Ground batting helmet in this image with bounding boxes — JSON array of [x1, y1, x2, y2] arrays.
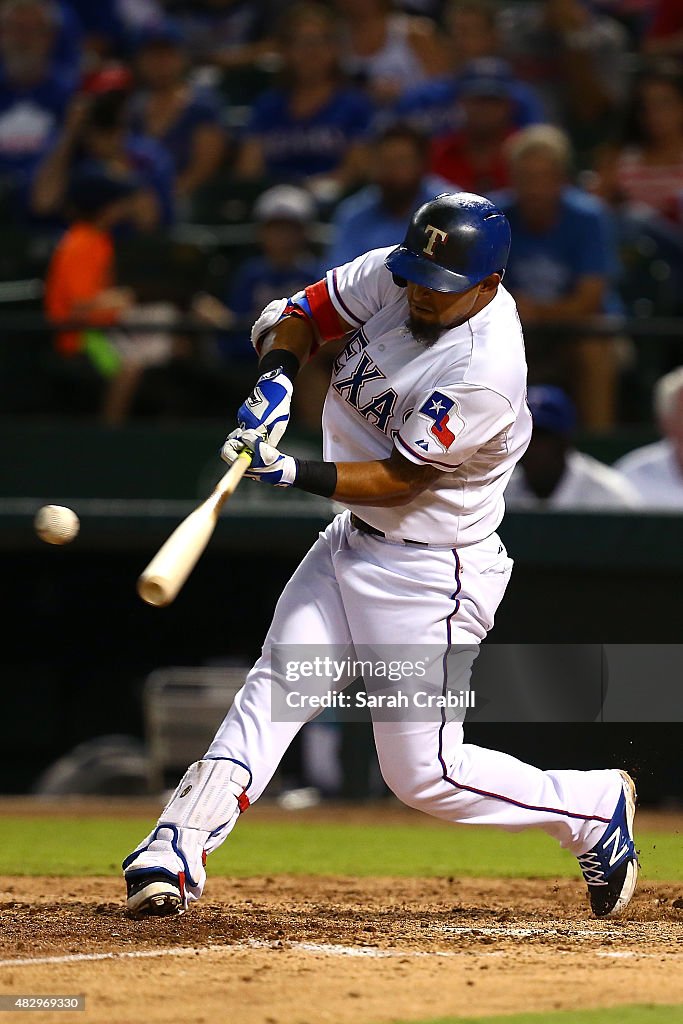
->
[[385, 192, 511, 294]]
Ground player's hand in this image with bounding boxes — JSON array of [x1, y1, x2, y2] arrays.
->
[[236, 368, 293, 447], [221, 429, 297, 488]]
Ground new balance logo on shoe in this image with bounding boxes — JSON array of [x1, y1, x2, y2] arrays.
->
[[602, 825, 629, 867]]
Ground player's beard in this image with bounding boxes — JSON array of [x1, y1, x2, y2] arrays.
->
[[406, 309, 475, 346], [405, 314, 444, 348]]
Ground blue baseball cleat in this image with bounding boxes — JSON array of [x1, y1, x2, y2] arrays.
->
[[577, 771, 638, 918]]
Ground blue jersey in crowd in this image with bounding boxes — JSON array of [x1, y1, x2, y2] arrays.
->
[[328, 176, 450, 267], [244, 87, 373, 180], [223, 254, 321, 357], [496, 187, 623, 314], [129, 87, 225, 176], [395, 74, 545, 138], [0, 68, 76, 190]]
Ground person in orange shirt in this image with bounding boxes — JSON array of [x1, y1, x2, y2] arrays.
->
[[45, 164, 137, 374], [45, 165, 179, 421]]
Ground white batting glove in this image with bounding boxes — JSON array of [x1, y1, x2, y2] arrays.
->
[[221, 428, 297, 487]]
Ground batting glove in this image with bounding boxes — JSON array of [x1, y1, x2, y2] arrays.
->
[[236, 368, 292, 447], [221, 428, 297, 487]]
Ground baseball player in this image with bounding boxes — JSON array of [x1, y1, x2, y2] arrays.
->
[[123, 193, 638, 920]]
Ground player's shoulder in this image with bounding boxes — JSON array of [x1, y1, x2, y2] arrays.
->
[[614, 440, 669, 476], [448, 287, 526, 400], [333, 245, 397, 278], [466, 285, 522, 339]]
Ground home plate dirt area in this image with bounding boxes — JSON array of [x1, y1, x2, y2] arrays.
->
[[1, 873, 682, 1024]]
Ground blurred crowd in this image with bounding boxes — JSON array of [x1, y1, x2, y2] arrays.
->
[[0, 0, 682, 505]]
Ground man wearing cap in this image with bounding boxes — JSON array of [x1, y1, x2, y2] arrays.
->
[[505, 385, 639, 510], [428, 59, 519, 195], [226, 185, 321, 346], [123, 191, 639, 923]]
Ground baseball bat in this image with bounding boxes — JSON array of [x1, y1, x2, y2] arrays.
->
[[137, 450, 252, 607]]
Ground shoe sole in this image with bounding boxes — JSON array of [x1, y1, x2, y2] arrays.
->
[[126, 880, 184, 918], [603, 770, 639, 918]]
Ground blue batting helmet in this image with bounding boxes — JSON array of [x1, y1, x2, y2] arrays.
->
[[385, 192, 511, 294]]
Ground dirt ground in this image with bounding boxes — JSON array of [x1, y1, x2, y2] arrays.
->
[[0, 803, 682, 1024]]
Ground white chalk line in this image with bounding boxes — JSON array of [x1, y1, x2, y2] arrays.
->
[[0, 936, 680, 969], [0, 942, 441, 968]]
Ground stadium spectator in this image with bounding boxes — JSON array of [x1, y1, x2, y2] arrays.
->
[[328, 123, 449, 266], [395, 5, 546, 138], [168, 0, 277, 70], [45, 166, 136, 358], [235, 3, 373, 198], [67, 0, 163, 61], [614, 367, 683, 508], [592, 61, 683, 225], [224, 184, 320, 353], [334, 0, 448, 106], [505, 386, 640, 509], [497, 125, 623, 430], [0, 0, 77, 206], [31, 86, 175, 229], [129, 21, 228, 203], [499, 0, 628, 150], [428, 61, 517, 194], [643, 0, 683, 57], [222, 184, 328, 430], [44, 165, 180, 422]]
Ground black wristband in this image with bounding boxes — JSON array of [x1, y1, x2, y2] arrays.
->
[[292, 459, 338, 499], [258, 348, 300, 384]]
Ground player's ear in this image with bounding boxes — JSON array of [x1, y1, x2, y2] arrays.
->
[[480, 273, 501, 294]]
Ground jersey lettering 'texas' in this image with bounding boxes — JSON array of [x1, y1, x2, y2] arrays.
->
[[332, 332, 398, 435]]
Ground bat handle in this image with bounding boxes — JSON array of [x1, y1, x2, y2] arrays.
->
[[213, 448, 253, 513]]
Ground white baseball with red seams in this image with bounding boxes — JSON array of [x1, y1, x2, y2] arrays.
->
[[124, 246, 623, 907]]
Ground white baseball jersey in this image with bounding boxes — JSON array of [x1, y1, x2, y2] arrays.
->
[[614, 439, 683, 510], [505, 450, 641, 510], [317, 247, 533, 546]]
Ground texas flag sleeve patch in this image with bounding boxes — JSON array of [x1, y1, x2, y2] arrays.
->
[[417, 391, 459, 451]]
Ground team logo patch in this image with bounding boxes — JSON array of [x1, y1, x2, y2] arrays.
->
[[418, 391, 460, 451]]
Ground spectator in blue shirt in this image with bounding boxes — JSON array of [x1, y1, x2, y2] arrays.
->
[[394, 0, 546, 138], [32, 86, 175, 230], [496, 124, 624, 430], [0, 0, 77, 206], [224, 184, 321, 356], [328, 122, 450, 267], [67, 0, 163, 61], [169, 0, 277, 71], [236, 2, 373, 199], [129, 21, 228, 203]]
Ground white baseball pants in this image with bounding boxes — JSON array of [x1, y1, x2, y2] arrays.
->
[[206, 510, 620, 856]]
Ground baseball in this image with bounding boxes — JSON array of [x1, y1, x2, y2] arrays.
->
[[34, 505, 80, 545]]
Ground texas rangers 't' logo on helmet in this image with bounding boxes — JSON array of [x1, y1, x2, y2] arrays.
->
[[422, 224, 449, 258]]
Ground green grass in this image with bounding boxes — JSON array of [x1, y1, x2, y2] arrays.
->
[[403, 1008, 683, 1024], [1, 817, 681, 879]]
